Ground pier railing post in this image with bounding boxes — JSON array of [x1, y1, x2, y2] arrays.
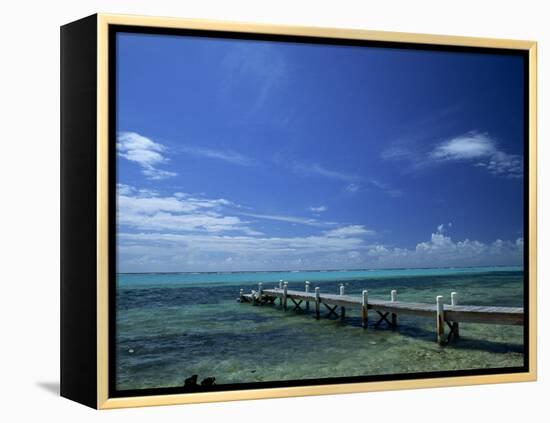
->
[[391, 289, 397, 327], [450, 292, 459, 339], [239, 288, 244, 303], [436, 295, 445, 345], [283, 282, 288, 311], [279, 280, 283, 289], [315, 287, 320, 319], [258, 283, 263, 304], [339, 284, 346, 320], [361, 290, 368, 328], [305, 281, 310, 311]]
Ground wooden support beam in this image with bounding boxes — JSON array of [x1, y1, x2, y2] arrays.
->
[[340, 284, 346, 320], [239, 288, 244, 303], [451, 322, 459, 340], [323, 303, 339, 317], [391, 289, 397, 327], [436, 295, 445, 345], [315, 287, 320, 319], [445, 320, 459, 342], [291, 298, 303, 310], [283, 282, 288, 311], [374, 311, 393, 328], [361, 290, 368, 328]]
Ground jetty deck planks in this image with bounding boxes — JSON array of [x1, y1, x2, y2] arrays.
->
[[238, 284, 523, 345]]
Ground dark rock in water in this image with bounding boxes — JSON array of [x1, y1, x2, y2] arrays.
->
[[184, 374, 199, 387], [250, 370, 256, 373], [200, 377, 216, 386]]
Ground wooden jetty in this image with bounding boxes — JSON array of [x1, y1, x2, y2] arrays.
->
[[238, 281, 523, 345]]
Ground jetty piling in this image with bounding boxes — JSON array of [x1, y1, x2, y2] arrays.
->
[[340, 284, 346, 320], [315, 287, 321, 319], [361, 290, 369, 328], [305, 281, 310, 310], [391, 290, 397, 327], [436, 296, 445, 345]]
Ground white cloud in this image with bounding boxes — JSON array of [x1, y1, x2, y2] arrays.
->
[[324, 225, 375, 238], [430, 132, 523, 179], [117, 222, 523, 272], [117, 132, 164, 165], [117, 229, 369, 272], [291, 163, 402, 198], [117, 132, 177, 180], [436, 223, 451, 234], [240, 212, 333, 227], [309, 206, 327, 213], [345, 183, 360, 193], [292, 162, 356, 182], [141, 168, 178, 180], [179, 145, 255, 166], [120, 211, 251, 234], [380, 139, 425, 172], [369, 179, 403, 198], [380, 145, 411, 161], [117, 184, 259, 235], [373, 224, 524, 268], [118, 185, 232, 214], [116, 185, 523, 272], [117, 183, 136, 196], [120, 231, 365, 255], [117, 185, 349, 244], [431, 133, 495, 160], [382, 131, 523, 179]]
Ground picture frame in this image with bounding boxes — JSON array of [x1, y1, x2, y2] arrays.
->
[[60, 13, 537, 409]]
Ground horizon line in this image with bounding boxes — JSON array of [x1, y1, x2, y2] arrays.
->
[[116, 264, 524, 275]]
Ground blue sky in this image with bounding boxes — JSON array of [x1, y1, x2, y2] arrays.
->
[[116, 32, 525, 272]]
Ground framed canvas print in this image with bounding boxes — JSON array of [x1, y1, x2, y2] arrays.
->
[[60, 13, 537, 409]]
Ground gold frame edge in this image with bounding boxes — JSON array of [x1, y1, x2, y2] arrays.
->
[[97, 14, 110, 409], [95, 13, 537, 409]]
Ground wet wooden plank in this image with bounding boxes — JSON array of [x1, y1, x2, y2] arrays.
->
[[445, 308, 523, 325]]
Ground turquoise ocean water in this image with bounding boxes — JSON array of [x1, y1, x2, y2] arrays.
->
[[116, 266, 524, 390]]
